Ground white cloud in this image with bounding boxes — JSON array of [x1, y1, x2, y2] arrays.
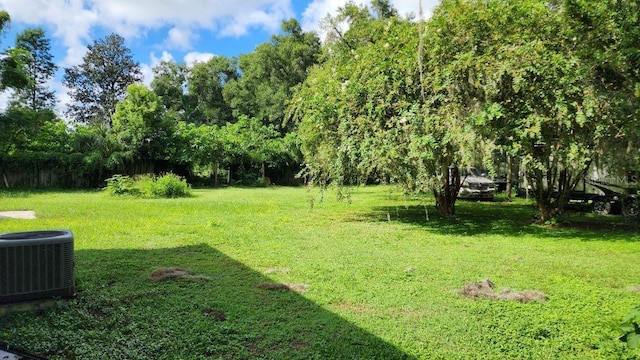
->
[[0, 0, 295, 66], [301, 0, 362, 34], [166, 27, 195, 50], [184, 52, 216, 67], [140, 51, 176, 87], [0, 89, 14, 112], [219, 1, 292, 37], [53, 82, 72, 121], [0, 0, 98, 66], [301, 0, 439, 36]]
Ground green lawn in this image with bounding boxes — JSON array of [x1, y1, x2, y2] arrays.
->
[[1, 186, 639, 359]]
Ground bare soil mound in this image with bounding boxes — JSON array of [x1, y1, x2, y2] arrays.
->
[[460, 278, 547, 303]]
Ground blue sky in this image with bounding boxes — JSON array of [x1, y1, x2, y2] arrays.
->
[[0, 0, 439, 111]]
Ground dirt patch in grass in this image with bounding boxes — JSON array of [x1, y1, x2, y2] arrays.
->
[[256, 282, 310, 293], [0, 210, 36, 219], [201, 308, 226, 321], [628, 285, 640, 292], [459, 278, 547, 303], [150, 267, 210, 282], [264, 267, 290, 274]]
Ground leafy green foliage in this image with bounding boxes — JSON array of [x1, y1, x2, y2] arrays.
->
[[11, 27, 57, 110], [150, 60, 188, 116], [0, 107, 59, 154], [0, 12, 30, 91], [224, 19, 321, 131], [292, 3, 475, 215], [0, 47, 31, 90], [137, 173, 191, 198], [63, 33, 141, 126], [104, 174, 139, 196], [104, 173, 191, 198], [293, 0, 640, 219], [621, 306, 640, 348], [187, 56, 238, 126], [563, 0, 640, 172], [111, 84, 177, 163]]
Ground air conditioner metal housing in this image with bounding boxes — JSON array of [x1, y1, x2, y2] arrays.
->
[[0, 230, 75, 304]]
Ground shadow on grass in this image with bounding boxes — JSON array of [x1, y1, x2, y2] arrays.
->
[[0, 244, 411, 359], [368, 199, 640, 242]]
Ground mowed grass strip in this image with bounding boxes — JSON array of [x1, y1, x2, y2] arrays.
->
[[1, 186, 639, 359]]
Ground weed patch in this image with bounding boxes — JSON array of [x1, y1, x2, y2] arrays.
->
[[459, 279, 548, 303], [257, 282, 310, 293], [150, 267, 210, 282]]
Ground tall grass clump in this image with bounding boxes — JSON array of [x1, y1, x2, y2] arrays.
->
[[104, 173, 191, 198]]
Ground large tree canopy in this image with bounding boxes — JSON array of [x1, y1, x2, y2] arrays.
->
[[111, 84, 176, 164], [291, 0, 640, 219], [428, 0, 638, 220], [224, 19, 321, 132], [63, 33, 141, 127], [187, 56, 238, 126], [10, 27, 57, 111], [291, 2, 479, 216]]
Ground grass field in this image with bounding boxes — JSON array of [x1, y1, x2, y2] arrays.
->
[[1, 186, 639, 359]]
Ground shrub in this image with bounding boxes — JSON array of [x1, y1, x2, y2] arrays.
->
[[104, 173, 191, 198], [134, 174, 157, 197], [104, 175, 140, 196], [145, 173, 192, 198]]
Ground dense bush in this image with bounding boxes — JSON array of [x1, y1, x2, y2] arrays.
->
[[104, 175, 140, 196], [139, 173, 192, 198], [105, 173, 191, 198]]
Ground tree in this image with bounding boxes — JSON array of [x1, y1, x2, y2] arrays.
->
[[563, 0, 640, 172], [0, 11, 30, 91], [219, 115, 285, 183], [291, 1, 488, 216], [320, 1, 391, 56], [150, 60, 188, 115], [0, 11, 37, 155], [10, 27, 57, 110], [223, 19, 321, 131], [371, 0, 398, 19], [187, 56, 238, 126], [176, 122, 224, 185], [111, 84, 176, 165], [421, 0, 637, 221], [63, 33, 141, 127]]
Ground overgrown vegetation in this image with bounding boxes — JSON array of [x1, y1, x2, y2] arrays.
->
[[0, 187, 639, 359], [104, 173, 191, 198], [290, 0, 640, 219]]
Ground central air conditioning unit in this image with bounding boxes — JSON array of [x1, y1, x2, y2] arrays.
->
[[0, 230, 75, 304]]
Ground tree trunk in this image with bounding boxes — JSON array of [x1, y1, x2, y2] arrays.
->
[[434, 166, 459, 217], [537, 202, 553, 222], [505, 154, 513, 201], [535, 168, 551, 222], [210, 162, 219, 187]]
